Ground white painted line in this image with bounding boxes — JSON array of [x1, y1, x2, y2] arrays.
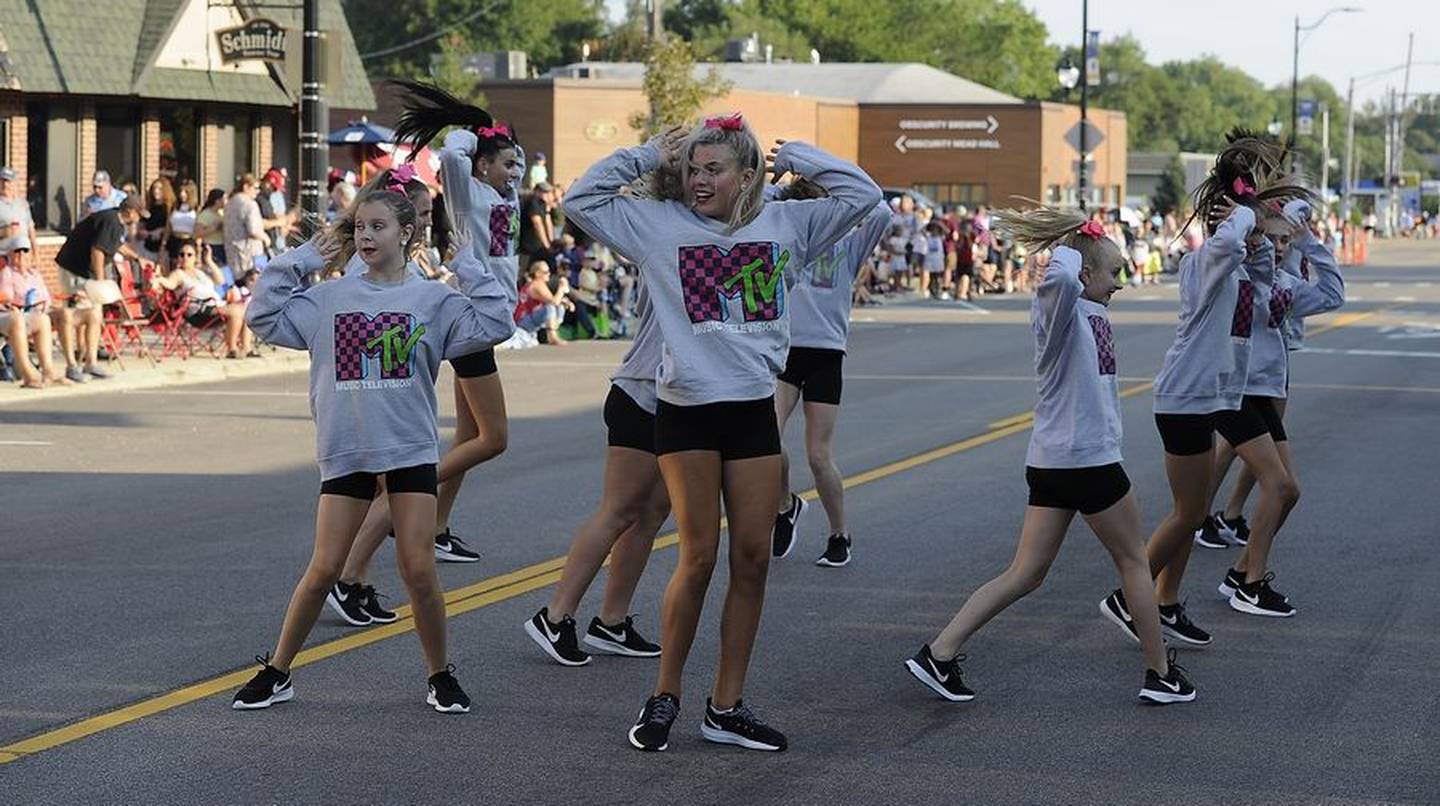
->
[[848, 374, 1151, 383], [0, 440, 52, 446], [1374, 282, 1391, 287], [1301, 347, 1440, 359], [1395, 296, 1417, 302], [1418, 282, 1433, 288], [121, 390, 308, 397]]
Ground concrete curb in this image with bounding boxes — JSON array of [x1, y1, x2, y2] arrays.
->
[[0, 349, 310, 406]]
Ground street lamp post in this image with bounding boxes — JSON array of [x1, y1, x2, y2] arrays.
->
[[1056, 58, 1080, 207], [1291, 7, 1362, 146]]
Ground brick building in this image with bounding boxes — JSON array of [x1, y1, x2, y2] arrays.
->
[[0, 0, 373, 293]]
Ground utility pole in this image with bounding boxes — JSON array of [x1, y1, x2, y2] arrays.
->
[[299, 0, 326, 219], [1382, 87, 1394, 236], [1078, 0, 1089, 211], [1291, 15, 1300, 142], [646, 0, 663, 41], [1343, 77, 1355, 220], [1320, 104, 1330, 203]]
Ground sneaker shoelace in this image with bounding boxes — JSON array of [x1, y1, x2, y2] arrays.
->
[[359, 585, 388, 607], [722, 702, 767, 730], [1164, 648, 1190, 683], [432, 664, 461, 694], [646, 696, 679, 726]]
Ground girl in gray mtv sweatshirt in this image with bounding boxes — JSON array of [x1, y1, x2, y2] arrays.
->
[[233, 189, 514, 715], [905, 209, 1194, 707], [564, 117, 882, 752]]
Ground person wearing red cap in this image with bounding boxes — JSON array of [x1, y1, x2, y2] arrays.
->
[[259, 168, 292, 253]]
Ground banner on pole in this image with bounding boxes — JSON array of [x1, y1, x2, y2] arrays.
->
[[1085, 31, 1101, 87], [1298, 100, 1317, 137]]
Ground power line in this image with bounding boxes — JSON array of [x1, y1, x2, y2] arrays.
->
[[356, 2, 500, 61]]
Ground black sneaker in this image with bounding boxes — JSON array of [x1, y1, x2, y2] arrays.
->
[[583, 615, 661, 658], [1139, 649, 1197, 704], [325, 580, 372, 626], [1229, 572, 1296, 617], [772, 493, 806, 559], [358, 584, 398, 624], [524, 607, 592, 666], [1217, 513, 1250, 546], [426, 664, 471, 713], [815, 532, 852, 567], [904, 644, 975, 702], [1193, 515, 1229, 549], [628, 693, 680, 751], [1159, 601, 1212, 646], [434, 528, 480, 563], [1217, 567, 1245, 598], [1099, 589, 1140, 644], [701, 698, 788, 752], [232, 654, 293, 710]]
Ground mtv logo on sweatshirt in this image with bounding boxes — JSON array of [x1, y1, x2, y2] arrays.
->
[[677, 241, 790, 333], [334, 311, 428, 389]]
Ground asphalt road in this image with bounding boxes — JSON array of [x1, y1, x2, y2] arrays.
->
[[2, 244, 1438, 805]]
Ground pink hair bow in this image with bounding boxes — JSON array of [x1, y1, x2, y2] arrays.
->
[[386, 163, 418, 194], [1231, 176, 1257, 197], [704, 113, 745, 131], [475, 123, 512, 140], [1078, 220, 1106, 239]]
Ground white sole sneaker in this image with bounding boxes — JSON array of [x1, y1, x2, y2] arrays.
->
[[433, 547, 480, 563], [700, 721, 784, 751], [774, 496, 807, 559], [426, 691, 470, 713], [324, 592, 372, 626], [232, 685, 293, 710], [582, 633, 660, 658], [904, 658, 975, 702], [523, 618, 592, 666], [1228, 594, 1296, 618], [1138, 686, 1197, 704], [627, 723, 667, 752], [1099, 598, 1140, 644]]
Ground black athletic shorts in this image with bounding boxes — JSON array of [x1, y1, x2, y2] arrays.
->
[[1241, 395, 1287, 443], [451, 347, 497, 378], [1025, 463, 1132, 515], [654, 396, 780, 460], [776, 346, 844, 405], [604, 384, 656, 454], [1154, 398, 1271, 457], [320, 463, 437, 499]]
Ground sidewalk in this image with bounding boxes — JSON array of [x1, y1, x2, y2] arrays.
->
[[0, 348, 310, 406]]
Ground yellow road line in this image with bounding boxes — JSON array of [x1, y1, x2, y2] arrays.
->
[[0, 303, 1388, 766]]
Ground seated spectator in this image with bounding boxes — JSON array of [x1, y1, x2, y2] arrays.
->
[[151, 240, 254, 358], [514, 260, 572, 346], [0, 247, 68, 387]]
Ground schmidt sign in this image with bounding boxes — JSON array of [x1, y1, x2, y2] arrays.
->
[[217, 18, 288, 63]]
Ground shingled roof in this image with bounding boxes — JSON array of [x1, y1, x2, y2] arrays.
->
[[0, 0, 373, 109]]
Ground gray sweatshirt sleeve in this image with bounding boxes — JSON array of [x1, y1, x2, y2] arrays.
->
[[1242, 236, 1276, 289], [771, 142, 884, 267], [1033, 246, 1084, 375], [1287, 233, 1344, 318], [442, 241, 518, 358], [563, 143, 665, 265], [849, 202, 895, 280], [1197, 206, 1255, 301], [440, 130, 485, 246], [245, 242, 326, 349]]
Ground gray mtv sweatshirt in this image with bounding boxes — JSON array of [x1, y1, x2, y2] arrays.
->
[[790, 201, 892, 352], [1153, 207, 1269, 414], [564, 140, 882, 405], [1026, 246, 1123, 469], [440, 130, 523, 307], [1246, 231, 1344, 397], [611, 279, 662, 414], [247, 241, 516, 480]]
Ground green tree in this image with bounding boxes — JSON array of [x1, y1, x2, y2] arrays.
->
[[629, 38, 734, 137], [1152, 154, 1187, 216], [429, 34, 481, 100], [689, 0, 814, 63]]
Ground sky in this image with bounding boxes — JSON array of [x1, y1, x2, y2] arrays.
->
[[601, 0, 1440, 108]]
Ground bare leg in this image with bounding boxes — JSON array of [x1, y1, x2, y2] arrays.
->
[[391, 491, 448, 674], [1230, 436, 1300, 583], [712, 454, 782, 709], [547, 446, 664, 619], [773, 381, 801, 510], [271, 495, 372, 670], [340, 491, 392, 584], [1223, 399, 1285, 519], [30, 314, 64, 381], [1155, 441, 1237, 603], [930, 506, 1075, 660], [1146, 450, 1213, 606], [7, 314, 42, 386], [80, 305, 102, 370], [436, 373, 508, 530], [654, 451, 723, 699], [598, 481, 672, 624], [48, 308, 80, 370], [1085, 492, 1168, 673], [803, 401, 845, 534]]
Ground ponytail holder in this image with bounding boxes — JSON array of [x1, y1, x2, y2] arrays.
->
[[475, 123, 512, 140], [385, 163, 418, 194], [1078, 220, 1106, 239], [1265, 199, 1283, 214], [1231, 176, 1257, 197], [704, 113, 745, 131]]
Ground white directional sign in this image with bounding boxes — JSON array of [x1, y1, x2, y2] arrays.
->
[[894, 135, 1001, 154], [893, 116, 1002, 154], [898, 116, 1000, 134]]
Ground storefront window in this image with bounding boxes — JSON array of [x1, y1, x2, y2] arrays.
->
[[215, 111, 255, 190], [158, 107, 199, 186], [96, 105, 141, 189], [27, 102, 79, 232]]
